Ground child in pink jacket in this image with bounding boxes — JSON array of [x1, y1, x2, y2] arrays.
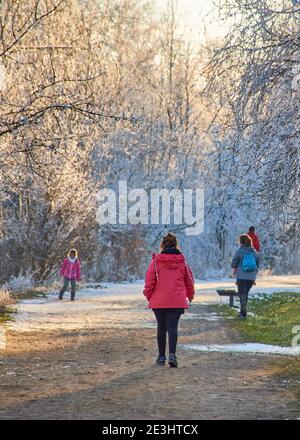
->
[[59, 249, 81, 301], [143, 233, 195, 368]]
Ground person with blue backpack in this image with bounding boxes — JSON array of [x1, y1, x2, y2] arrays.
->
[[231, 234, 259, 320]]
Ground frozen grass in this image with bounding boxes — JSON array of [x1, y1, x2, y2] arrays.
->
[[0, 306, 16, 324], [9, 288, 48, 301], [0, 289, 16, 324], [0, 289, 13, 307]]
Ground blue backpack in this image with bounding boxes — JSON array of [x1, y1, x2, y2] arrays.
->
[[242, 253, 257, 272]]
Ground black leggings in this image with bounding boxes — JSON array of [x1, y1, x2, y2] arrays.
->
[[237, 279, 254, 316], [153, 308, 183, 356]]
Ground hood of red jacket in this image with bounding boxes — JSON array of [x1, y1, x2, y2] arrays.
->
[[153, 253, 185, 270]]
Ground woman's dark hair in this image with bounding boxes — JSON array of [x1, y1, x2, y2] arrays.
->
[[160, 233, 178, 251], [249, 226, 255, 232], [239, 234, 253, 247]]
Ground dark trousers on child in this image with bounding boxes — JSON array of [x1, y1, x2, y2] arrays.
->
[[153, 308, 183, 356], [237, 279, 254, 317], [59, 278, 76, 300]]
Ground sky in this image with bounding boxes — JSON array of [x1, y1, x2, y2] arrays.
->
[[155, 0, 228, 42]]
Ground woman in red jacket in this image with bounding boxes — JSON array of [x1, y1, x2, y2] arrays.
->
[[143, 233, 195, 368]]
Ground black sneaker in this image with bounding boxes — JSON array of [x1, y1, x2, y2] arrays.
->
[[58, 294, 63, 301], [156, 356, 166, 365], [169, 354, 178, 368], [238, 313, 246, 320]]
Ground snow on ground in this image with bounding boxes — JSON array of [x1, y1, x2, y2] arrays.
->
[[6, 275, 300, 335], [7, 281, 221, 333], [183, 343, 300, 356], [199, 275, 300, 295], [9, 284, 151, 332], [184, 312, 221, 321]]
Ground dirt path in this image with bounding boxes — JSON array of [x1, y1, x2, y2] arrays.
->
[[0, 280, 299, 420]]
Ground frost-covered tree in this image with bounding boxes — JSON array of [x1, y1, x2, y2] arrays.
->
[[3, 0, 296, 283], [205, 0, 300, 273], [0, 0, 138, 282]]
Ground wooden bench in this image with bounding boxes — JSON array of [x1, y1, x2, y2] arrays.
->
[[216, 289, 239, 307]]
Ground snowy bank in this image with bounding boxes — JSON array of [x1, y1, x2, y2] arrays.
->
[[183, 343, 300, 356]]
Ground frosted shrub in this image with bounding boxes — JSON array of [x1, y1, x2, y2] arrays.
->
[[3, 275, 34, 292]]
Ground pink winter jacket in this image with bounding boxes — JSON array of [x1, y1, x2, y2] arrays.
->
[[143, 253, 195, 309], [60, 258, 81, 281]]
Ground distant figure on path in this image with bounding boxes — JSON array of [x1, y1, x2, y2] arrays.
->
[[59, 248, 81, 301], [247, 226, 261, 252], [143, 233, 195, 368], [231, 235, 259, 320]]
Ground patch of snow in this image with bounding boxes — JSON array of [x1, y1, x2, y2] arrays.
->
[[183, 312, 220, 321], [20, 298, 48, 305], [183, 343, 300, 356]]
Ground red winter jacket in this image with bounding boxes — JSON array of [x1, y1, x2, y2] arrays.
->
[[248, 232, 261, 252], [60, 257, 81, 281], [143, 253, 195, 309]]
